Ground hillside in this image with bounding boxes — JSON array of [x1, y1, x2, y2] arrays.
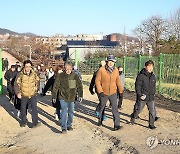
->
[[0, 28, 36, 36]]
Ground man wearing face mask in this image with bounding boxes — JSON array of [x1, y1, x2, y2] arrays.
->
[[95, 54, 123, 131], [117, 66, 125, 109], [130, 60, 156, 129]]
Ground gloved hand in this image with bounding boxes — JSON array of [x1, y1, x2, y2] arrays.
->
[[99, 92, 105, 97], [78, 97, 83, 103], [17, 93, 22, 99], [52, 99, 56, 104], [140, 94, 146, 100], [89, 89, 95, 95], [119, 93, 123, 97]]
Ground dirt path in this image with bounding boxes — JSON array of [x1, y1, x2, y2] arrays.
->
[[0, 52, 179, 154]]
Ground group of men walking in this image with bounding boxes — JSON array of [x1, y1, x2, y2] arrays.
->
[[4, 60, 83, 133], [89, 55, 158, 130], [4, 54, 158, 133]]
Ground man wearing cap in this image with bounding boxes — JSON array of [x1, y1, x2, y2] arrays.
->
[[95, 55, 123, 131]]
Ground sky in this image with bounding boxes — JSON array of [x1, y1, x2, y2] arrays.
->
[[1, 0, 180, 36]]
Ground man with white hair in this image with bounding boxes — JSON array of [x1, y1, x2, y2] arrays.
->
[[52, 62, 83, 134]]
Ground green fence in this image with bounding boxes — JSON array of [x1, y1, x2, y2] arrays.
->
[[78, 53, 180, 101]]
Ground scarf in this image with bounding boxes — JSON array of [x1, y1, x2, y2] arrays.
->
[[105, 64, 114, 73]]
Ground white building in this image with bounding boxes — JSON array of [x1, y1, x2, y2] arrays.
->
[[35, 33, 103, 48]]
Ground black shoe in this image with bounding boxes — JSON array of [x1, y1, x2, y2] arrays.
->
[[32, 122, 41, 128], [131, 113, 140, 119], [20, 122, 27, 127], [97, 120, 102, 126], [61, 129, 67, 134], [130, 117, 135, 125], [114, 126, 123, 131], [149, 125, 156, 129], [67, 127, 73, 131], [155, 117, 159, 121]]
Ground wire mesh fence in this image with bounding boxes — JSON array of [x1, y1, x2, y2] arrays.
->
[[78, 53, 180, 101], [160, 54, 180, 100]]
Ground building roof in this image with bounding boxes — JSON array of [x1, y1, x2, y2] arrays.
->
[[67, 40, 119, 47]]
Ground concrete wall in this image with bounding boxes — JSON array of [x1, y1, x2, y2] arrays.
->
[[68, 47, 110, 61]]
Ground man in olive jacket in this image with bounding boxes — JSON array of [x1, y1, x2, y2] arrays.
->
[[14, 60, 40, 128], [52, 62, 83, 134]]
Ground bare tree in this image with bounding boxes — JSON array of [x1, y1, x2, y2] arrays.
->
[[168, 8, 180, 40], [133, 25, 146, 54], [135, 16, 168, 54]]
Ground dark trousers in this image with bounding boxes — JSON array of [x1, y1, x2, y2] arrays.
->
[[5, 66, 8, 71], [132, 100, 155, 126], [7, 88, 13, 100], [133, 100, 157, 118], [7, 83, 13, 100], [21, 95, 38, 124], [99, 93, 120, 126], [117, 93, 123, 108], [96, 94, 105, 116], [14, 95, 21, 110]]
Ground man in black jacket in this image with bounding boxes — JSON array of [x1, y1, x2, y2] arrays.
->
[[4, 65, 18, 101], [89, 61, 106, 121], [130, 60, 156, 129]]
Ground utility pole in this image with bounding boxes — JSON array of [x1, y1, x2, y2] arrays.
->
[[124, 26, 127, 53]]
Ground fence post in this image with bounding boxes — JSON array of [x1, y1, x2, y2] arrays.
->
[[158, 53, 163, 94], [123, 56, 126, 76], [0, 48, 2, 94], [75, 49, 78, 67], [138, 54, 142, 72]]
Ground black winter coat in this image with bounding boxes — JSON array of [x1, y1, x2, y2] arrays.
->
[[4, 69, 18, 92], [135, 68, 156, 102], [43, 75, 55, 93], [89, 70, 98, 94], [43, 75, 61, 109], [11, 75, 21, 110]]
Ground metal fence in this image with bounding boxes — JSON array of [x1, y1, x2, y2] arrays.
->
[[78, 53, 180, 101]]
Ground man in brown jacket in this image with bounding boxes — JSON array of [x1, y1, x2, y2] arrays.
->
[[95, 54, 123, 131], [14, 60, 40, 127]]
